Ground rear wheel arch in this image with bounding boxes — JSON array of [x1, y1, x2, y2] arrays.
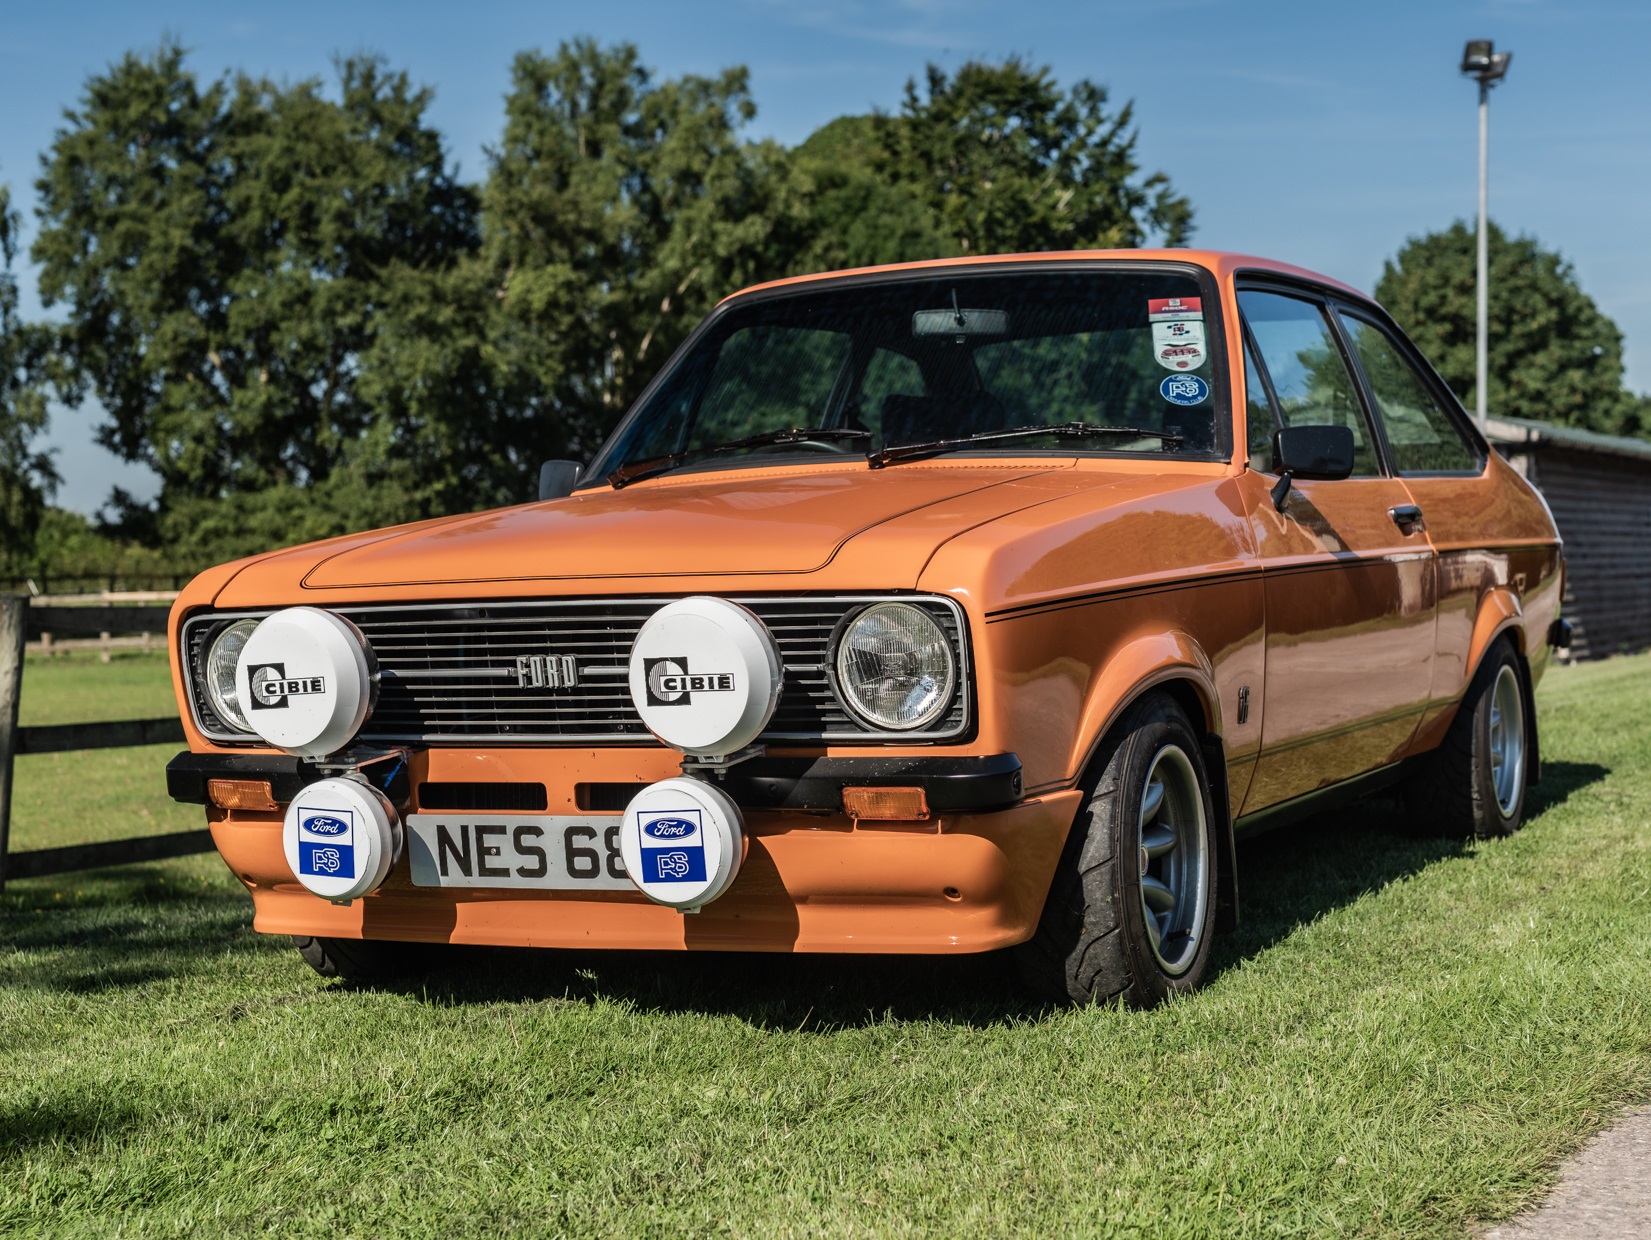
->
[[1404, 632, 1535, 837], [1461, 597, 1540, 787], [1465, 589, 1525, 684]]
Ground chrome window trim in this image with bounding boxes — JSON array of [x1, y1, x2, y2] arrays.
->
[[180, 593, 974, 747]]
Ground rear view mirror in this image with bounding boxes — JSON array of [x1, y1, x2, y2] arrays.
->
[[538, 460, 582, 501], [1269, 425, 1355, 512], [1272, 425, 1355, 481], [912, 307, 1009, 338]]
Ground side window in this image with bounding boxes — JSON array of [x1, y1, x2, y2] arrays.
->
[[856, 347, 925, 435], [1337, 312, 1480, 473], [1244, 338, 1277, 465], [1238, 290, 1380, 477]]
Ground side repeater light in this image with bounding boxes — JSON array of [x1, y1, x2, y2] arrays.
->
[[842, 786, 930, 822]]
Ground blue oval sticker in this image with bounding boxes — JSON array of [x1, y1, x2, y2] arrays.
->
[[303, 815, 350, 836], [643, 818, 697, 840], [1159, 374, 1210, 406]]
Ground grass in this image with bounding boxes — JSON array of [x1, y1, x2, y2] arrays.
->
[[7, 651, 199, 850], [2, 653, 1649, 1236]]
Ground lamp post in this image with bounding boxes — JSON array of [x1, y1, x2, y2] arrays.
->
[[1461, 39, 1513, 431]]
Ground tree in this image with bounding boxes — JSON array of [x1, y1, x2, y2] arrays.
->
[[0, 183, 58, 555], [810, 58, 1193, 264], [1375, 221, 1643, 436], [783, 116, 947, 274], [480, 39, 801, 459], [31, 44, 494, 554]]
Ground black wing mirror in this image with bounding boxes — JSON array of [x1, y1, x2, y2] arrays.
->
[[538, 460, 582, 501], [1269, 425, 1355, 511]]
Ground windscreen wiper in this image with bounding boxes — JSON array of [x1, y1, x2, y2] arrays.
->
[[607, 427, 872, 488], [869, 421, 1183, 468]]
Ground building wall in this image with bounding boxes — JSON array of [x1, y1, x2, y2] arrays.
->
[[1528, 448, 1651, 659]]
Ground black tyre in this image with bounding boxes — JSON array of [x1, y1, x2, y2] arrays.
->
[[1404, 639, 1530, 838], [293, 935, 434, 983], [1016, 693, 1218, 1008]]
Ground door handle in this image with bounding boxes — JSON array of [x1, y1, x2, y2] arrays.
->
[[1388, 503, 1424, 532]]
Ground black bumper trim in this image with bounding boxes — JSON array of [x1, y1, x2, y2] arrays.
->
[[721, 753, 1023, 813], [166, 752, 409, 807], [166, 751, 1024, 815]]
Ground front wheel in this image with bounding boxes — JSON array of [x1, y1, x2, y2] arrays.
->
[[1016, 693, 1218, 1007], [293, 935, 435, 983]]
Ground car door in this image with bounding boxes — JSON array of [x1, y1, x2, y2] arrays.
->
[[1237, 286, 1436, 813], [1328, 306, 1487, 719], [1330, 303, 1564, 751]]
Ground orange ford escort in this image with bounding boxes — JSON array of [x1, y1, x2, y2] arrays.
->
[[165, 251, 1565, 1006]]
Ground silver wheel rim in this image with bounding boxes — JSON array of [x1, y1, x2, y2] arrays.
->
[[1135, 744, 1210, 977], [1489, 664, 1525, 818]]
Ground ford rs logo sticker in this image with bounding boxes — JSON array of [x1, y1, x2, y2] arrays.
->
[[653, 851, 692, 879], [309, 846, 344, 873], [1159, 374, 1210, 406], [643, 817, 697, 840], [302, 815, 350, 836]]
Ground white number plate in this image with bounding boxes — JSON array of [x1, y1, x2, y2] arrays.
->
[[406, 815, 631, 890]]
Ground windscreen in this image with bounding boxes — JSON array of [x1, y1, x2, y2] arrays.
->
[[588, 268, 1225, 481]]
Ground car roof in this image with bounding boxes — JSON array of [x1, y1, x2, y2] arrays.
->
[[723, 249, 1371, 306]]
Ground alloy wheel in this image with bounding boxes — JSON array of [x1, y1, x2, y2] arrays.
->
[[1135, 744, 1210, 976]]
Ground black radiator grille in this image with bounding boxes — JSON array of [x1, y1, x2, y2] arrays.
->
[[184, 596, 970, 746]]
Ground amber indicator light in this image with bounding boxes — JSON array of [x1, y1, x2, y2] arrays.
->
[[206, 778, 279, 812], [842, 786, 930, 821]]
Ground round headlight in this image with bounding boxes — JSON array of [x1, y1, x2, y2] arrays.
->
[[833, 603, 956, 731], [204, 618, 260, 733]]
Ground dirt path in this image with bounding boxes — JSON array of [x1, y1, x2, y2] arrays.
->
[[1481, 1107, 1651, 1238]]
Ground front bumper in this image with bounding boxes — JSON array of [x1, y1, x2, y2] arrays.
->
[[206, 791, 1078, 953], [174, 748, 1065, 953]]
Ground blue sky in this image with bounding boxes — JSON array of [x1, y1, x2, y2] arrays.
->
[[4, 0, 1647, 515]]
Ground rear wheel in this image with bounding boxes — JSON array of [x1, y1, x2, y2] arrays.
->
[[293, 935, 434, 983], [1404, 639, 1530, 838], [1016, 693, 1218, 1007]]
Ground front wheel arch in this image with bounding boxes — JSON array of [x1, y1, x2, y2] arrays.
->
[[1017, 689, 1223, 1006], [1064, 673, 1240, 934]]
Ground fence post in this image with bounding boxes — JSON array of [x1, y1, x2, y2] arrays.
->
[[0, 595, 26, 891]]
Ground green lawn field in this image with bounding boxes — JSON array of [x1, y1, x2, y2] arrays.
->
[[2, 651, 1648, 1236]]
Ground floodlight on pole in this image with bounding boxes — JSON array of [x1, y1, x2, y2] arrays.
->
[[1461, 39, 1513, 431]]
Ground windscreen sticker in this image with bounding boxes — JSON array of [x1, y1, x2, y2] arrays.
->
[[1160, 374, 1211, 405], [1155, 342, 1207, 371], [1148, 296, 1204, 323], [1151, 320, 1206, 351]]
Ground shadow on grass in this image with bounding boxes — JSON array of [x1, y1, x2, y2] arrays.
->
[[2, 762, 1611, 1024], [386, 760, 1610, 1026], [0, 1096, 146, 1158], [0, 861, 264, 994]]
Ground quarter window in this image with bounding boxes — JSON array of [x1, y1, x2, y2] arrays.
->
[[1337, 312, 1480, 474], [1239, 290, 1379, 477], [1244, 338, 1277, 465]]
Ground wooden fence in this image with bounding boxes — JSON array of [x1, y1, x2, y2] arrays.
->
[[0, 594, 211, 889]]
